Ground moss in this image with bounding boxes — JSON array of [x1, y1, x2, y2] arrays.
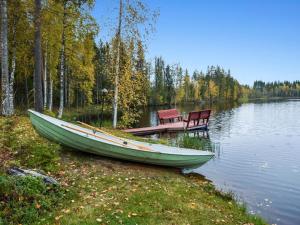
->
[[0, 175, 71, 225]]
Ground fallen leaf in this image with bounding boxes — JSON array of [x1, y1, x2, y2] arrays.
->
[[55, 215, 63, 221]]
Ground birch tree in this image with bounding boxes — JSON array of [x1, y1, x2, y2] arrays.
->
[[112, 0, 123, 128], [57, 0, 98, 118], [43, 46, 47, 109], [58, 1, 67, 118], [41, 0, 62, 112], [34, 0, 43, 112], [8, 0, 19, 115], [1, 0, 13, 116], [112, 0, 158, 127]]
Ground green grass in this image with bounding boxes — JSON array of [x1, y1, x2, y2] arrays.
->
[[0, 116, 60, 172], [175, 133, 215, 151], [0, 116, 267, 225]]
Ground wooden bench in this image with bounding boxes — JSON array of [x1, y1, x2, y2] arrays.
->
[[183, 109, 211, 129], [157, 109, 183, 124]]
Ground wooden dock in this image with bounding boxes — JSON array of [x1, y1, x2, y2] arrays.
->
[[123, 121, 208, 136]]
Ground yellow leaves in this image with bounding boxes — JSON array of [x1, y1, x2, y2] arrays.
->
[[128, 212, 138, 218], [188, 202, 198, 209], [55, 215, 63, 221], [208, 80, 218, 99], [62, 208, 71, 214], [35, 203, 41, 209]]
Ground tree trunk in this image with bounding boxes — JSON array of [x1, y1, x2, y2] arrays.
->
[[43, 47, 47, 109], [48, 71, 53, 111], [34, 0, 43, 112], [68, 71, 71, 108], [58, 3, 66, 118], [1, 0, 12, 116], [96, 73, 99, 104], [9, 7, 17, 114], [48, 52, 53, 111], [25, 75, 29, 108], [112, 0, 123, 128], [64, 65, 68, 107]]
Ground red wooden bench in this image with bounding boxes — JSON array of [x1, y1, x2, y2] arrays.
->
[[157, 109, 183, 124], [183, 109, 211, 129]]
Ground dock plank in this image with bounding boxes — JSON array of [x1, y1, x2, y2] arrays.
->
[[124, 121, 207, 136]]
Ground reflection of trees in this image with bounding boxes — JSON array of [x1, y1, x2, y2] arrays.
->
[[209, 109, 235, 141], [139, 101, 242, 128]]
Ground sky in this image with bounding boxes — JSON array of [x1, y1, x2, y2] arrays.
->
[[92, 0, 300, 85]]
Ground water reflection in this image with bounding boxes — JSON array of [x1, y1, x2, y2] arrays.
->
[[138, 101, 241, 128], [140, 99, 300, 225]]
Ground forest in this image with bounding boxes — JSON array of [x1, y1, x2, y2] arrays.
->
[[1, 0, 299, 127]]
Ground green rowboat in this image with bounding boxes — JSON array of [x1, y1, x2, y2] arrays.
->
[[28, 110, 214, 168]]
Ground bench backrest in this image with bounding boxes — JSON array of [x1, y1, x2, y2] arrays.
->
[[157, 109, 181, 124], [199, 109, 211, 120], [186, 109, 211, 128]]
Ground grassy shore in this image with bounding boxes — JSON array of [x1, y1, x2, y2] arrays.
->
[[0, 116, 267, 225]]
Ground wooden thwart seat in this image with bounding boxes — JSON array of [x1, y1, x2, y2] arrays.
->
[[157, 109, 183, 124]]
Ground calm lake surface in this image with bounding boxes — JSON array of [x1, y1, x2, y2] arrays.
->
[[139, 100, 300, 225]]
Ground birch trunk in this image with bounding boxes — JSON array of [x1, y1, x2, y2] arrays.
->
[[48, 71, 53, 111], [34, 0, 43, 112], [43, 48, 47, 109], [25, 75, 29, 108], [48, 51, 53, 111], [58, 3, 66, 118], [112, 0, 123, 128], [64, 65, 68, 107], [8, 8, 17, 114], [1, 0, 11, 116]]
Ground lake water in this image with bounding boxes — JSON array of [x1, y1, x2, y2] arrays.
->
[[139, 100, 300, 225]]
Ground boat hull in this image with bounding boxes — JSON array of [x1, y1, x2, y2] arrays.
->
[[28, 110, 214, 168]]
